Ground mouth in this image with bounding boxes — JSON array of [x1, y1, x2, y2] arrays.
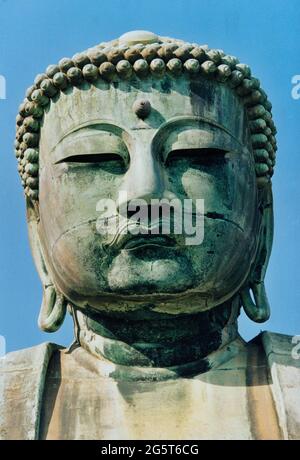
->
[[121, 234, 177, 251]]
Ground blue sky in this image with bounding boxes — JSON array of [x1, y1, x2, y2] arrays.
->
[[0, 0, 299, 352]]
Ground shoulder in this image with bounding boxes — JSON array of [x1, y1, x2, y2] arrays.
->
[[0, 342, 64, 440], [261, 331, 300, 366], [0, 342, 63, 372], [260, 331, 300, 440]]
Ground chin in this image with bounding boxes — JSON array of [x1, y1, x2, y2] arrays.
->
[[107, 246, 196, 295]]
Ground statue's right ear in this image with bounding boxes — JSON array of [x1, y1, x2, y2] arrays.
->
[[26, 197, 67, 332], [240, 184, 274, 323]]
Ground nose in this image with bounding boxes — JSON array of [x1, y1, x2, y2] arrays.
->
[[116, 149, 175, 215]]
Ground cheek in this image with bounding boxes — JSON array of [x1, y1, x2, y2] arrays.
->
[[39, 162, 123, 247], [180, 167, 233, 210], [49, 223, 111, 296], [186, 219, 259, 302], [38, 163, 124, 295], [167, 154, 257, 232], [165, 154, 259, 300]]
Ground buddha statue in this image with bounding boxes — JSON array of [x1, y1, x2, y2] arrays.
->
[[1, 30, 299, 440]]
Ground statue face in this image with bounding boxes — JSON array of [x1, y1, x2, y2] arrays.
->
[[37, 76, 259, 315]]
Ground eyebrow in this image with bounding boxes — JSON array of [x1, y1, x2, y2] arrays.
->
[[152, 115, 244, 147], [50, 115, 243, 156], [50, 121, 127, 154]]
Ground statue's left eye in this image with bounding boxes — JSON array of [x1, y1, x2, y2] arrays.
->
[[165, 148, 228, 167]]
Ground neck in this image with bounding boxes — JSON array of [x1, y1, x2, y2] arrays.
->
[[72, 298, 240, 374]]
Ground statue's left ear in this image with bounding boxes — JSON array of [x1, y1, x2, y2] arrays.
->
[[240, 184, 274, 323], [26, 197, 67, 332]]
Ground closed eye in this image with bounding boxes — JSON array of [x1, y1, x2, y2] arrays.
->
[[165, 148, 228, 167], [55, 153, 126, 164], [55, 152, 128, 175]]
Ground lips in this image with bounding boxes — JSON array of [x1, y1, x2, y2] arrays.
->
[[121, 234, 176, 250]]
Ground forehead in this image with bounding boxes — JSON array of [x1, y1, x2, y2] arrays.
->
[[40, 75, 248, 153]]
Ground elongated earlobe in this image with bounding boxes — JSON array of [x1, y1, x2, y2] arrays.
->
[[38, 285, 67, 332], [241, 185, 273, 323], [26, 197, 68, 332], [240, 282, 270, 323]]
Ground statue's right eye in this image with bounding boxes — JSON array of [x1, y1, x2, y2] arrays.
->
[[56, 153, 125, 164], [55, 153, 128, 175]]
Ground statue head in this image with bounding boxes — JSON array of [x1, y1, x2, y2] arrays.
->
[[15, 31, 276, 335]]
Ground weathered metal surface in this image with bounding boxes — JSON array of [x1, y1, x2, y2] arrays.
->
[[1, 333, 299, 439], [0, 343, 61, 440], [2, 31, 298, 440]]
